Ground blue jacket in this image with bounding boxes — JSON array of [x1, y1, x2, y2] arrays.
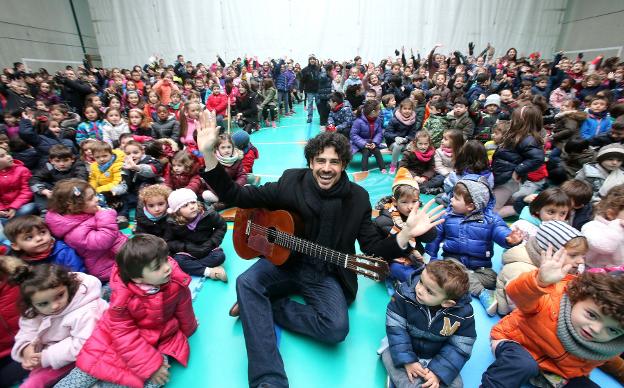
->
[[327, 101, 354, 137], [18, 118, 76, 166], [386, 269, 476, 386], [381, 107, 394, 128], [350, 114, 383, 154], [579, 111, 612, 140], [425, 183, 513, 268], [17, 240, 86, 272]]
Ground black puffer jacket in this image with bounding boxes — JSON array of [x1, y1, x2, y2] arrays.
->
[[491, 136, 545, 186], [300, 65, 320, 93], [135, 206, 168, 237], [29, 160, 88, 193], [318, 71, 333, 100], [164, 208, 227, 258], [151, 115, 180, 142]]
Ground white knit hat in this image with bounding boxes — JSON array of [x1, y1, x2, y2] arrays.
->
[[167, 188, 198, 214]]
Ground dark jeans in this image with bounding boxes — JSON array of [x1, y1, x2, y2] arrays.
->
[[0, 355, 28, 388], [360, 147, 385, 171], [481, 341, 600, 388], [173, 248, 225, 276], [419, 174, 445, 190], [118, 192, 138, 218], [236, 259, 349, 388], [318, 99, 330, 126], [262, 106, 277, 121]]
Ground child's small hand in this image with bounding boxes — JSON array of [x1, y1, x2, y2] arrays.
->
[[404, 362, 427, 383], [415, 176, 426, 184], [538, 245, 571, 287], [21, 344, 42, 370], [421, 369, 440, 388], [41, 189, 53, 198], [523, 193, 538, 203], [511, 171, 521, 183], [506, 228, 524, 245], [150, 362, 170, 385]]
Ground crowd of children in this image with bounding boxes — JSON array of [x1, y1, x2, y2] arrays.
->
[[1, 42, 624, 388]]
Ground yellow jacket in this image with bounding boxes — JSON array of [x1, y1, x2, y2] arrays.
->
[[89, 149, 126, 193]]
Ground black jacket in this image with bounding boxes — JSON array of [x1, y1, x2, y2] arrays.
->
[[59, 78, 93, 115], [200, 165, 407, 303], [491, 136, 544, 186], [164, 209, 227, 258], [135, 206, 169, 237], [236, 92, 259, 121], [300, 65, 320, 93], [29, 160, 88, 193]]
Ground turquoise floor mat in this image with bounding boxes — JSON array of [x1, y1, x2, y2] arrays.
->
[[166, 103, 617, 387]]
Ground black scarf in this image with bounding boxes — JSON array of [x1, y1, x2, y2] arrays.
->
[[302, 170, 351, 250]]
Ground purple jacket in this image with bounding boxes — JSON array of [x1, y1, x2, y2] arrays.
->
[[45, 209, 128, 282], [350, 114, 384, 154]]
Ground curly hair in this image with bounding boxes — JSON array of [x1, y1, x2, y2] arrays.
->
[[304, 131, 352, 167], [138, 184, 172, 206], [567, 271, 624, 327], [47, 178, 94, 214]]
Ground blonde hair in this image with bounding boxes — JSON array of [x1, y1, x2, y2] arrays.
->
[[138, 184, 172, 206]]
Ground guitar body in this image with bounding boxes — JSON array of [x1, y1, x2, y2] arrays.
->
[[233, 208, 300, 265]]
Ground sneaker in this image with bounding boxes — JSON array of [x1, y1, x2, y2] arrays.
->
[[380, 169, 387, 174], [116, 216, 129, 230], [389, 164, 397, 175], [479, 289, 498, 316], [285, 112, 292, 117], [272, 121, 277, 128], [205, 266, 228, 282], [289, 110, 295, 114], [306, 118, 312, 123]]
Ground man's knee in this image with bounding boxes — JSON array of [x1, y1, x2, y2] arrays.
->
[[317, 312, 349, 344]]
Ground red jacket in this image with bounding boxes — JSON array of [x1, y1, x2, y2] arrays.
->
[[162, 162, 207, 195], [492, 270, 608, 379], [0, 160, 33, 211], [76, 258, 197, 388], [241, 145, 259, 174], [206, 93, 228, 116], [0, 280, 20, 359], [223, 160, 247, 186]]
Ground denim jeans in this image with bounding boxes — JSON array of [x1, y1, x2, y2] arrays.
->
[[277, 90, 289, 113], [305, 92, 319, 120], [173, 248, 225, 276], [381, 348, 462, 388], [235, 259, 349, 388]]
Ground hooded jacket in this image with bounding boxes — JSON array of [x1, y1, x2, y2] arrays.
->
[[76, 259, 197, 388], [45, 209, 128, 281], [11, 273, 107, 369], [385, 270, 476, 386], [0, 159, 33, 211]]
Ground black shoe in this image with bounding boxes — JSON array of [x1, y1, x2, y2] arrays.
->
[[229, 302, 240, 317], [306, 118, 312, 123]]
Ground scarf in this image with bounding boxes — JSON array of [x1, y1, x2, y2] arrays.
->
[[394, 110, 416, 126], [301, 170, 351, 250], [599, 167, 624, 197], [587, 109, 608, 120], [22, 240, 55, 261], [129, 124, 139, 133], [186, 210, 206, 231], [97, 154, 116, 173], [215, 148, 241, 167], [144, 207, 167, 222], [332, 103, 344, 112], [413, 147, 435, 163], [557, 294, 624, 360], [441, 146, 453, 158], [366, 115, 377, 139], [384, 202, 416, 249]]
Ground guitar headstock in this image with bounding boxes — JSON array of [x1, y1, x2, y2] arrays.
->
[[350, 254, 389, 282]]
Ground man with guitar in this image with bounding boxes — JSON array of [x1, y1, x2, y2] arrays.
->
[[197, 110, 445, 388]]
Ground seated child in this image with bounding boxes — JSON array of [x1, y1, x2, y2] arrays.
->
[[470, 94, 500, 142], [447, 97, 474, 139], [426, 129, 465, 194], [484, 120, 506, 163], [0, 146, 36, 227], [164, 188, 227, 280], [8, 262, 107, 388], [101, 108, 129, 147], [576, 143, 624, 203], [151, 104, 181, 144], [118, 140, 164, 225], [561, 179, 594, 231], [163, 150, 208, 194], [481, 252, 624, 388], [135, 184, 171, 237], [581, 184, 624, 269], [425, 177, 523, 315], [380, 260, 476, 388], [512, 187, 571, 239], [214, 134, 247, 187], [422, 101, 450, 149], [55, 234, 197, 388], [75, 105, 104, 144], [374, 168, 437, 284], [496, 220, 586, 316], [350, 100, 386, 172], [440, 140, 493, 206], [87, 141, 127, 224], [327, 92, 355, 137], [0, 255, 29, 387], [29, 144, 88, 212], [231, 130, 261, 186], [399, 130, 436, 186], [5, 215, 85, 272], [579, 95, 612, 140], [45, 179, 127, 282], [380, 94, 396, 129], [385, 99, 418, 174]]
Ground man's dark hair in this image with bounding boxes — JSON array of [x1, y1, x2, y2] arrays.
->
[[116, 234, 169, 284], [304, 132, 352, 166]]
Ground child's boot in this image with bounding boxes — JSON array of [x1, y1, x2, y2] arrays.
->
[[479, 289, 498, 316]]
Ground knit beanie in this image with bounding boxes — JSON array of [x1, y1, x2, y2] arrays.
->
[[596, 143, 624, 163], [535, 220, 583, 251], [457, 177, 490, 211], [484, 94, 501, 108], [392, 167, 419, 194], [167, 188, 198, 214], [231, 130, 250, 153]]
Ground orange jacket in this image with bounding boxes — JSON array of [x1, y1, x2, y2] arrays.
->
[[491, 270, 606, 379]]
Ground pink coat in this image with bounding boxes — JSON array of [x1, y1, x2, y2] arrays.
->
[[76, 258, 197, 388], [0, 160, 33, 211], [11, 273, 108, 369], [582, 216, 624, 268], [45, 209, 128, 282]]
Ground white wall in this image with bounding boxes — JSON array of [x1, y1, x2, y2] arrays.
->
[[556, 0, 624, 59], [88, 0, 566, 68], [0, 0, 100, 72]]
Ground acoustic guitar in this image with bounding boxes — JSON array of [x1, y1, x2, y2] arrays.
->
[[233, 208, 390, 281]]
